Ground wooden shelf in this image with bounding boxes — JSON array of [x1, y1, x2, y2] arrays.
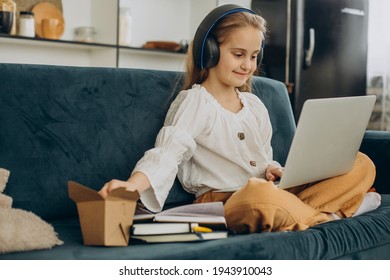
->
[[0, 34, 115, 50], [119, 45, 186, 56]]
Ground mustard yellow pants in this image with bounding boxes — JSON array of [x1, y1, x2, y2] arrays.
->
[[194, 152, 376, 233]]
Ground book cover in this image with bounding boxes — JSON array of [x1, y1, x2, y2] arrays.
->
[[130, 231, 228, 244], [131, 222, 199, 236]]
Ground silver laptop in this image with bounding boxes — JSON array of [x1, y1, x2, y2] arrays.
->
[[278, 95, 376, 189]]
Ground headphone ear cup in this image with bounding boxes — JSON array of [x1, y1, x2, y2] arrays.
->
[[257, 33, 266, 69], [257, 47, 264, 69], [203, 36, 220, 69]]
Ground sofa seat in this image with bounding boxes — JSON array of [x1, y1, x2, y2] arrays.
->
[[0, 195, 388, 260]]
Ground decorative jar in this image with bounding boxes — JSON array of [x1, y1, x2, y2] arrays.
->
[[18, 11, 35, 37], [74, 26, 96, 43]]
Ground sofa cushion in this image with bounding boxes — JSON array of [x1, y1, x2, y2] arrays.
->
[[0, 208, 63, 254]]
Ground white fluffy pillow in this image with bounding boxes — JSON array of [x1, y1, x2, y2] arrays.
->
[[0, 208, 63, 254]]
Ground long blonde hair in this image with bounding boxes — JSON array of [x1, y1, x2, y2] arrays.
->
[[182, 11, 267, 92]]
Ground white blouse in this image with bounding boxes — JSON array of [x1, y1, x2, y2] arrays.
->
[[133, 84, 280, 212]]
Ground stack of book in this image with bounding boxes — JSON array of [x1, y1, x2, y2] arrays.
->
[[130, 202, 228, 243]]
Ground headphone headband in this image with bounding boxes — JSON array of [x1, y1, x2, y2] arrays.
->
[[193, 4, 257, 69]]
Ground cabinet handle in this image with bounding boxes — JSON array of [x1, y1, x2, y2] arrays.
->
[[304, 28, 315, 68]]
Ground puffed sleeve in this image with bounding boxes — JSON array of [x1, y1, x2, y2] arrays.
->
[[132, 88, 209, 212]]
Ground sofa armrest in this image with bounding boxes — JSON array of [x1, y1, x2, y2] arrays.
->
[[360, 130, 390, 194]]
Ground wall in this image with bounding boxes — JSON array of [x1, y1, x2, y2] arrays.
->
[[367, 0, 390, 130], [62, 0, 92, 42], [367, 0, 390, 81], [119, 0, 193, 48]]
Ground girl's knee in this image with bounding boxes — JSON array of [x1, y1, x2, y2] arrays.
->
[[354, 152, 376, 188], [223, 178, 303, 233], [356, 152, 375, 175], [224, 202, 295, 233]]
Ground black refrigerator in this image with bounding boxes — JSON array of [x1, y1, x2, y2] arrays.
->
[[252, 0, 369, 120]]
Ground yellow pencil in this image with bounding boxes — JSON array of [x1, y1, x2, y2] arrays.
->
[[192, 226, 213, 233]]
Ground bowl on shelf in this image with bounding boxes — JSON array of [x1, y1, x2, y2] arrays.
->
[[143, 41, 182, 52]]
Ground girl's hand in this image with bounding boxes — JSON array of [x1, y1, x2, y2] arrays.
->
[[265, 165, 284, 182], [98, 172, 151, 198], [98, 179, 138, 198]]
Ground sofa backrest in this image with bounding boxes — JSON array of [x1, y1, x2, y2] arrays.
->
[[0, 63, 295, 220]]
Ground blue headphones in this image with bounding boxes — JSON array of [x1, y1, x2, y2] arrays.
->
[[193, 4, 264, 70]]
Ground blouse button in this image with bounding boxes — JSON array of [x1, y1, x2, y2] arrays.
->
[[238, 132, 245, 140], [249, 161, 256, 167]]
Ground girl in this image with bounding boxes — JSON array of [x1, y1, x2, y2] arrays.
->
[[99, 5, 380, 233]]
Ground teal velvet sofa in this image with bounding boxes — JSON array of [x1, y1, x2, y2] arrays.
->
[[0, 63, 390, 259]]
